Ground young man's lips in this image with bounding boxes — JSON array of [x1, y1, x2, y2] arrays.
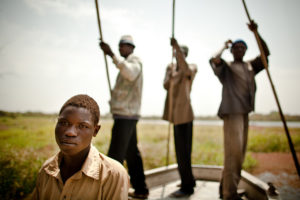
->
[[60, 140, 77, 145]]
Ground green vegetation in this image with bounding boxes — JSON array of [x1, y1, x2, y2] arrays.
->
[[248, 126, 300, 152], [0, 115, 300, 199], [0, 116, 57, 200], [249, 111, 300, 121]]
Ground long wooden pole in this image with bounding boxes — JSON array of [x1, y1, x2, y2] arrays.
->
[[172, 0, 175, 38], [242, 0, 300, 178], [166, 0, 176, 167], [95, 0, 112, 96]]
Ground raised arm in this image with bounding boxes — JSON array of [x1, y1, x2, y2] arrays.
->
[[112, 55, 142, 82], [210, 40, 232, 65], [209, 40, 232, 83], [248, 20, 271, 74], [170, 38, 189, 73], [248, 20, 270, 58], [100, 41, 141, 81]]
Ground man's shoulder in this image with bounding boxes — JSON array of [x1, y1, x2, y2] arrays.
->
[[40, 154, 58, 170], [127, 54, 142, 64], [88, 146, 128, 181], [189, 63, 197, 70], [165, 63, 174, 72], [99, 152, 128, 176]]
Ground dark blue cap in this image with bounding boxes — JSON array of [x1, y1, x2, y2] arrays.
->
[[231, 39, 247, 49]]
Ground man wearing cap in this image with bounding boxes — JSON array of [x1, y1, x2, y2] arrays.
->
[[100, 35, 149, 199], [209, 21, 270, 200], [163, 37, 197, 198]]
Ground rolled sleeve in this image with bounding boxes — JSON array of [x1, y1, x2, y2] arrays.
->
[[250, 56, 266, 75], [209, 58, 227, 83]]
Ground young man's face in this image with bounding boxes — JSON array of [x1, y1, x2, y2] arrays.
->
[[55, 106, 100, 156], [119, 43, 134, 58], [231, 43, 247, 61]]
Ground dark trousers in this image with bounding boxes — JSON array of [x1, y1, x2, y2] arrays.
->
[[108, 118, 148, 194], [174, 121, 196, 191]]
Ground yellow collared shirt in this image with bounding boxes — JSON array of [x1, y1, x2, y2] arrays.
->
[[31, 145, 129, 200]]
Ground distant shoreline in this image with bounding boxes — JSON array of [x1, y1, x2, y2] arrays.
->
[[1, 110, 300, 122]]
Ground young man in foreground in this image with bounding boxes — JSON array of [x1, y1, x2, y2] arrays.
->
[[31, 94, 129, 200]]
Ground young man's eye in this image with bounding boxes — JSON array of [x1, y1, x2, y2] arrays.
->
[[58, 121, 69, 126], [78, 124, 89, 129]]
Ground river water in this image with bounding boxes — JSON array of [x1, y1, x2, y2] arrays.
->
[[137, 119, 300, 128]]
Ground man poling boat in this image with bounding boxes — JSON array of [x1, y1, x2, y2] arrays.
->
[[241, 0, 300, 179]]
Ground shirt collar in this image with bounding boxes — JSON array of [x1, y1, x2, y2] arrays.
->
[[81, 145, 101, 180], [43, 145, 101, 180], [43, 153, 61, 179]]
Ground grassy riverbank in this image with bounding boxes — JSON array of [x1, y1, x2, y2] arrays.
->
[[1, 115, 300, 199]]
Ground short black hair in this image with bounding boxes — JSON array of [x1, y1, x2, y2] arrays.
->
[[180, 45, 189, 57], [59, 94, 100, 125]]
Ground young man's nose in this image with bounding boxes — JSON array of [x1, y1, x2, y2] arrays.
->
[[65, 125, 78, 137]]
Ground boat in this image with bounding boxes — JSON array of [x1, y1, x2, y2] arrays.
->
[[134, 164, 281, 200]]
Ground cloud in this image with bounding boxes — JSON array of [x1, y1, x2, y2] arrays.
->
[[24, 0, 94, 19], [0, 71, 17, 79], [0, 40, 13, 54]]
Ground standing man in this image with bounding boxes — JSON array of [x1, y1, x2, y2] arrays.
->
[[99, 35, 149, 199], [163, 38, 197, 198], [209, 21, 270, 200]]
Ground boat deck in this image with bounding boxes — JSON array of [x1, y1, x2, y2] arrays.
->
[[148, 179, 225, 200], [129, 164, 280, 200]]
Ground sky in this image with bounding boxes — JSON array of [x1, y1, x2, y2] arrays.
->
[[0, 0, 300, 117]]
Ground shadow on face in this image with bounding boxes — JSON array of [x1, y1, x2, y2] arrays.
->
[[119, 43, 134, 58], [231, 43, 247, 61]]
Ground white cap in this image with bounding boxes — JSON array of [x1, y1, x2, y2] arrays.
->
[[119, 35, 135, 47]]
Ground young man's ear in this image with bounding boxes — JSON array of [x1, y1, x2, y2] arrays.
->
[[93, 125, 101, 137]]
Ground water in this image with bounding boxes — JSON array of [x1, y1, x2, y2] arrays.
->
[[249, 121, 300, 128], [138, 119, 300, 128]]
